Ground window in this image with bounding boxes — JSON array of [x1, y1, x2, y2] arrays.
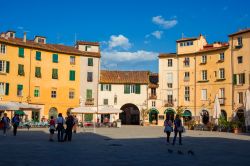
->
[[36, 51, 41, 61], [101, 84, 111, 91], [151, 88, 156, 96], [86, 89, 92, 99], [17, 84, 23, 96], [88, 58, 93, 66], [202, 70, 207, 81], [18, 64, 25, 76], [87, 72, 93, 82], [238, 92, 243, 104], [35, 67, 41, 78], [52, 53, 58, 63], [201, 89, 207, 100], [0, 82, 9, 95], [70, 56, 75, 65], [51, 89, 57, 98], [184, 86, 190, 101], [69, 70, 75, 81], [85, 45, 91, 51], [124, 84, 140, 94], [34, 87, 40, 97], [219, 88, 225, 98], [180, 41, 193, 47], [184, 72, 190, 81], [237, 37, 243, 46], [237, 56, 243, 64], [167, 59, 173, 67], [184, 57, 190, 67], [52, 69, 58, 79], [130, 85, 136, 93], [152, 101, 156, 107], [167, 73, 173, 88], [219, 53, 224, 61], [0, 61, 9, 73], [114, 95, 117, 105], [167, 90, 173, 103], [238, 73, 245, 84], [103, 99, 108, 105], [18, 47, 24, 57], [218, 68, 225, 79], [201, 55, 207, 64], [69, 90, 75, 99], [0, 44, 6, 54]]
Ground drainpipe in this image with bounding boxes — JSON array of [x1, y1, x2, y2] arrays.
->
[[231, 36, 234, 120], [28, 48, 32, 104], [194, 54, 197, 119]]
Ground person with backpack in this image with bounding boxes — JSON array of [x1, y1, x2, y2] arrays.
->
[[164, 114, 173, 144], [12, 114, 20, 136], [64, 112, 75, 142], [172, 114, 183, 145], [1, 113, 10, 136], [56, 113, 65, 142]]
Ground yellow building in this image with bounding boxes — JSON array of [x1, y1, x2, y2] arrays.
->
[[0, 31, 100, 121], [229, 28, 250, 130]]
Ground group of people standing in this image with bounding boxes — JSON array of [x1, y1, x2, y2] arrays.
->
[[1, 113, 20, 136], [48, 112, 78, 142], [164, 114, 184, 145]]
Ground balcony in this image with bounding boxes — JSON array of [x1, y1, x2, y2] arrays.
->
[[219, 98, 225, 105], [164, 100, 174, 107], [149, 93, 157, 99], [85, 98, 94, 105], [235, 45, 243, 49]]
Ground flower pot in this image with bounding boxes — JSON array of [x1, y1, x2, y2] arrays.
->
[[233, 128, 239, 134]]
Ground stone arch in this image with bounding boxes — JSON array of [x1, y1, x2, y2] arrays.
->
[[120, 103, 140, 125]]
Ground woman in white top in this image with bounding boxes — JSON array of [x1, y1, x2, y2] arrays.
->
[[56, 113, 65, 142]]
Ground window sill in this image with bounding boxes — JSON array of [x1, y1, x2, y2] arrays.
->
[[0, 72, 7, 75], [200, 62, 207, 65], [197, 80, 209, 83], [216, 78, 226, 81], [217, 60, 224, 63], [235, 45, 243, 49]]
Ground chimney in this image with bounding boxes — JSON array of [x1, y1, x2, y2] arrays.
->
[[23, 32, 27, 42]]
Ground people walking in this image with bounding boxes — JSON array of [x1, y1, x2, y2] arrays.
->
[[64, 112, 75, 142], [56, 113, 65, 142], [73, 115, 78, 133], [1, 113, 10, 136], [164, 114, 173, 144], [49, 116, 56, 142], [172, 114, 183, 145], [12, 114, 20, 136]]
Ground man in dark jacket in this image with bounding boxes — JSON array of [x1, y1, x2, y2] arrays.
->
[[12, 114, 20, 136], [2, 113, 10, 136], [64, 112, 75, 141]]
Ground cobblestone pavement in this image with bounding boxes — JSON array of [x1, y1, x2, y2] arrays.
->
[[0, 126, 250, 166]]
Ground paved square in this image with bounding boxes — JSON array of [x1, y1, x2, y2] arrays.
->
[[0, 126, 250, 166]]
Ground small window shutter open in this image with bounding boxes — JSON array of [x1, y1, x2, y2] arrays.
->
[[5, 83, 9, 95], [242, 73, 245, 84], [135, 84, 141, 94], [233, 74, 237, 85], [6, 61, 10, 73], [88, 58, 93, 66], [109, 84, 112, 91], [101, 84, 103, 91]]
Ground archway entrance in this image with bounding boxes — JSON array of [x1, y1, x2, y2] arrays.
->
[[120, 104, 140, 125], [183, 110, 192, 125], [149, 108, 159, 125], [49, 107, 58, 119], [201, 110, 209, 124], [236, 109, 245, 124], [164, 108, 175, 121]]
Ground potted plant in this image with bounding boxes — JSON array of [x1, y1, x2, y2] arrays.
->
[[231, 121, 240, 134]]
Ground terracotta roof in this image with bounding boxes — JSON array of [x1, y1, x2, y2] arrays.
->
[[176, 37, 198, 42], [228, 28, 250, 37], [0, 36, 100, 58], [76, 41, 100, 46], [100, 70, 149, 84], [198, 44, 229, 53], [158, 53, 176, 58]]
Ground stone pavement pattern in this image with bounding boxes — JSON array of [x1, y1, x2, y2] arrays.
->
[[0, 126, 250, 166]]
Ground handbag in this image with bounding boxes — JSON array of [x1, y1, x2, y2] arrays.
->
[[177, 126, 184, 132]]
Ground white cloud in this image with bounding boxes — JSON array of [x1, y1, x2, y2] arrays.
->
[[102, 50, 158, 62], [108, 34, 132, 50], [151, 30, 163, 39], [152, 15, 178, 29]]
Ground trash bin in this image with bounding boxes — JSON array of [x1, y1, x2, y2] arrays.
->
[[116, 119, 121, 128]]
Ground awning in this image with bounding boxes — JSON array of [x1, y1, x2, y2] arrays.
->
[[164, 108, 176, 114], [14, 110, 25, 115], [182, 110, 192, 117], [0, 102, 41, 111], [71, 106, 97, 114], [98, 106, 122, 114], [149, 108, 159, 114]]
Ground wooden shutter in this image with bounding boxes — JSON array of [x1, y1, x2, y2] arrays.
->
[[109, 84, 112, 91], [5, 83, 9, 95], [124, 85, 130, 94], [70, 70, 75, 81], [242, 73, 245, 84], [18, 48, 24, 57], [101, 84, 103, 91], [53, 54, 58, 63], [86, 89, 92, 99], [88, 58, 93, 66], [36, 51, 41, 60], [6, 61, 10, 73], [135, 84, 141, 94], [233, 74, 237, 85]]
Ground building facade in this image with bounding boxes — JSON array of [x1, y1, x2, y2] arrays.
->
[[0, 30, 100, 121]]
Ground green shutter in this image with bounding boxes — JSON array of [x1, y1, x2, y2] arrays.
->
[[124, 85, 130, 94], [233, 74, 237, 85], [6, 61, 10, 73], [36, 51, 41, 60], [18, 48, 24, 57], [101, 84, 103, 91], [109, 84, 112, 91], [88, 58, 93, 66], [69, 70, 75, 81], [86, 89, 92, 99], [17, 84, 23, 90], [135, 84, 141, 94], [5, 83, 9, 95], [18, 64, 24, 76], [52, 54, 58, 63]]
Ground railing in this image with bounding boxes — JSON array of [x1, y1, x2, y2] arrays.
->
[[149, 93, 157, 99], [85, 98, 94, 105], [164, 101, 174, 107]]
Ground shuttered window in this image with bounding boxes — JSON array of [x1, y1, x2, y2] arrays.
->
[[124, 85, 130, 94], [35, 67, 41, 78], [18, 47, 24, 57], [69, 70, 75, 81], [52, 69, 58, 79], [52, 54, 58, 63], [86, 89, 92, 99], [36, 51, 41, 61], [18, 64, 25, 76], [88, 58, 93, 66]]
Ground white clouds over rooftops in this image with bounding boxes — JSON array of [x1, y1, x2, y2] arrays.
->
[[151, 30, 164, 39], [152, 15, 178, 29], [102, 50, 158, 62], [108, 34, 132, 50]]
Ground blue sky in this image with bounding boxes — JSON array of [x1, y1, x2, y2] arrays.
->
[[0, 0, 250, 72]]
